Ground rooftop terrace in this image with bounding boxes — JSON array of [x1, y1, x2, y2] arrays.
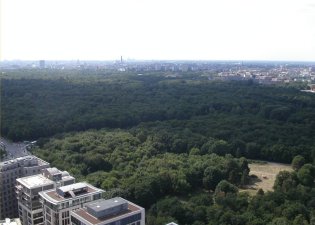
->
[[16, 174, 54, 189], [71, 198, 143, 225]]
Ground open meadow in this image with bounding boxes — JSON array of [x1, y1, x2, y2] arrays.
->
[[242, 161, 293, 195]]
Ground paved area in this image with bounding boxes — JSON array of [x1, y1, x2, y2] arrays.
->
[[0, 137, 31, 161]]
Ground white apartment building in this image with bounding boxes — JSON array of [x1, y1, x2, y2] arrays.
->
[[16, 175, 55, 225], [70, 197, 145, 225], [39, 183, 104, 225], [0, 156, 50, 219], [16, 168, 75, 225]]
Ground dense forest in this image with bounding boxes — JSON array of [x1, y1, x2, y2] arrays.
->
[[1, 70, 315, 162], [1, 69, 315, 224], [33, 129, 315, 225]]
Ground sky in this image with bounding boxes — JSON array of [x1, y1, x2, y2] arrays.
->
[[1, 0, 315, 61]]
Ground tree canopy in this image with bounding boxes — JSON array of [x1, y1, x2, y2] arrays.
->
[[2, 69, 315, 224]]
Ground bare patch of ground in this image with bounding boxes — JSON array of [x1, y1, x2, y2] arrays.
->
[[241, 161, 293, 195]]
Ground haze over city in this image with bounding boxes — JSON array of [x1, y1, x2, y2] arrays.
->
[[1, 0, 315, 61]]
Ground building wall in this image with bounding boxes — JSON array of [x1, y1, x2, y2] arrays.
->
[[0, 167, 20, 218], [70, 211, 145, 225], [18, 202, 44, 225], [0, 157, 50, 220], [42, 194, 102, 225], [16, 182, 54, 225]]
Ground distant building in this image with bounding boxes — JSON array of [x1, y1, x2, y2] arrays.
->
[[70, 197, 145, 225], [0, 156, 50, 220], [39, 182, 104, 225], [0, 218, 22, 225], [166, 223, 178, 225], [39, 60, 45, 69]]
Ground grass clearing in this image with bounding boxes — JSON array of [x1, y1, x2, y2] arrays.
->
[[241, 161, 293, 195]]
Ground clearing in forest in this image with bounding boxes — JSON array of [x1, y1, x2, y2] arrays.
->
[[242, 161, 293, 195]]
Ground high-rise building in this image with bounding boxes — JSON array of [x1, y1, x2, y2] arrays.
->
[[39, 182, 104, 225], [0, 156, 50, 220], [16, 175, 55, 225], [15, 168, 75, 225], [70, 197, 145, 225]]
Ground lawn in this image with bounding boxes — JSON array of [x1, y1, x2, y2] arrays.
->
[[241, 161, 293, 195]]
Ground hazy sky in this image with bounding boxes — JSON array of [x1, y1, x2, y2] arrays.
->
[[1, 0, 315, 61]]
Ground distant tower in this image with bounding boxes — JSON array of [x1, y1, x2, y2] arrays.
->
[[39, 60, 45, 69], [120, 56, 123, 64]]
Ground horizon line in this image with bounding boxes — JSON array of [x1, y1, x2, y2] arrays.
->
[[1, 59, 315, 63]]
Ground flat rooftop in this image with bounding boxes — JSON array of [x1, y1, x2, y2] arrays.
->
[[0, 155, 49, 168], [88, 197, 127, 213], [17, 174, 54, 189], [45, 167, 60, 175], [58, 182, 87, 193], [42, 167, 75, 182], [61, 175, 75, 181], [40, 183, 104, 203], [72, 200, 142, 225]]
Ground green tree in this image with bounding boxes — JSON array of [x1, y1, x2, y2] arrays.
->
[[291, 155, 306, 171], [214, 180, 238, 198], [274, 171, 297, 192], [267, 217, 291, 225], [203, 167, 223, 191], [292, 214, 309, 225], [297, 164, 315, 186]]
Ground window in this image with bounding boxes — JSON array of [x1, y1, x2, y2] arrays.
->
[[71, 216, 81, 225], [46, 214, 51, 222], [121, 213, 141, 225], [62, 211, 69, 218], [46, 207, 51, 214]]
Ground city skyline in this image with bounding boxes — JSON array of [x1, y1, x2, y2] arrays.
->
[[1, 0, 315, 61]]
